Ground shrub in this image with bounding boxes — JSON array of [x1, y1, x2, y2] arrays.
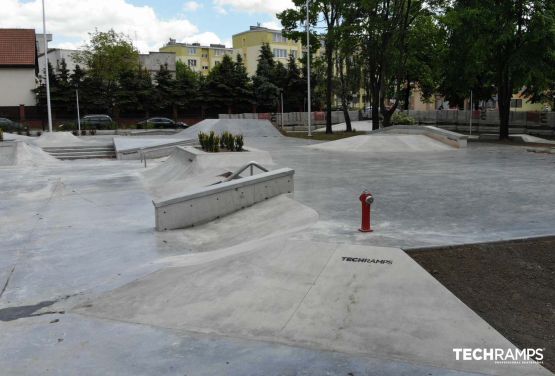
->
[[0, 128, 3, 142], [391, 111, 416, 125], [235, 135, 244, 151], [198, 131, 244, 152]]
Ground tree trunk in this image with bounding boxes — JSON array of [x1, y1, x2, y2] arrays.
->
[[338, 56, 352, 132], [370, 78, 380, 130], [497, 68, 512, 140], [173, 105, 178, 121], [325, 41, 334, 134]]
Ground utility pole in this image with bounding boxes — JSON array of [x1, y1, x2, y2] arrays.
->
[[76, 88, 81, 134], [41, 0, 53, 132], [469, 90, 473, 135], [306, 0, 312, 136]]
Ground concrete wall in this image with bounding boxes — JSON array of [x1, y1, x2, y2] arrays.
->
[[371, 125, 468, 148], [153, 168, 294, 231], [0, 69, 36, 106]]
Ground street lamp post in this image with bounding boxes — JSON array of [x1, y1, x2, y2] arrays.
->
[[306, 0, 312, 136], [280, 89, 284, 129], [41, 0, 53, 132], [76, 87, 81, 134]]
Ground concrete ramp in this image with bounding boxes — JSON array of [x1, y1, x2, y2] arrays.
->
[[157, 195, 318, 252], [0, 141, 60, 167], [308, 134, 456, 153], [76, 238, 549, 376], [142, 146, 275, 199], [177, 119, 282, 138], [35, 131, 88, 147]]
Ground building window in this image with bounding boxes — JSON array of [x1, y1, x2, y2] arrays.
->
[[188, 47, 197, 54], [188, 59, 197, 67], [510, 99, 523, 108], [273, 48, 288, 58], [273, 33, 287, 43], [201, 53, 208, 58], [214, 49, 225, 56], [203, 66, 209, 70], [290, 50, 297, 58]]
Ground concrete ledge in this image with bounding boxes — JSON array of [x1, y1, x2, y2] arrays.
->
[[116, 139, 196, 160], [372, 125, 468, 148], [153, 167, 294, 231]]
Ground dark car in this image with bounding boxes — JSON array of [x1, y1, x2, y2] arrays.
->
[[80, 115, 114, 129], [137, 117, 188, 129], [0, 117, 26, 133]]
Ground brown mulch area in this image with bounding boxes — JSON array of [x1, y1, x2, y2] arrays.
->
[[407, 236, 555, 373]]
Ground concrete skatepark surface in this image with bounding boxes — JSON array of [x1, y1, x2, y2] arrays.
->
[[308, 134, 456, 153], [1, 123, 553, 375]]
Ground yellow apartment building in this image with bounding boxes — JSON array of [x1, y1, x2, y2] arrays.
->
[[232, 26, 304, 76], [159, 39, 234, 76]]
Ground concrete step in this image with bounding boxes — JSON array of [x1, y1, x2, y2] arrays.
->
[[42, 145, 116, 160], [55, 152, 116, 160]]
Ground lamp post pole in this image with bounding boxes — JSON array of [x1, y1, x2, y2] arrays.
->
[[41, 0, 53, 133], [76, 88, 81, 134], [306, 0, 312, 136]]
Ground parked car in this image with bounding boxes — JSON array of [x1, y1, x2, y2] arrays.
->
[[0, 117, 26, 133], [136, 117, 188, 129], [80, 115, 114, 129]]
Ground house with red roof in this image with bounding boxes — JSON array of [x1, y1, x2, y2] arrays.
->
[[0, 28, 38, 121]]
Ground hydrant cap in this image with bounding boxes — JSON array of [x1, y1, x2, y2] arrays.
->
[[365, 195, 374, 205]]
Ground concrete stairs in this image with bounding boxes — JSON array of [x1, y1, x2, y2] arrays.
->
[[42, 144, 116, 160]]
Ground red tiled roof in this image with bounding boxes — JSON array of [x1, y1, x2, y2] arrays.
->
[[0, 29, 36, 67]]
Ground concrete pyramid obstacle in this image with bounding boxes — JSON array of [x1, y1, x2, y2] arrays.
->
[[76, 236, 549, 376], [178, 119, 282, 138]]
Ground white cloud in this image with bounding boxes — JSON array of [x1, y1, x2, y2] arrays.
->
[[1, 0, 222, 52], [261, 17, 283, 30], [213, 0, 293, 15], [183, 1, 202, 12], [213, 5, 228, 15]]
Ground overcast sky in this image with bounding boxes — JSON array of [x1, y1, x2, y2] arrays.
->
[[1, 0, 294, 52]]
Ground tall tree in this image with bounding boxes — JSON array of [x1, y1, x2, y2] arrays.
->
[[441, 0, 555, 139], [253, 43, 280, 112], [73, 29, 140, 118], [285, 54, 306, 112], [280, 0, 344, 134]]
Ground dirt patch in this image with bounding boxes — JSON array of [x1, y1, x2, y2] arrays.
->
[[407, 236, 555, 373]]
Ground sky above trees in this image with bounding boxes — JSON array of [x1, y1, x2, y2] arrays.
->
[[1, 0, 292, 52]]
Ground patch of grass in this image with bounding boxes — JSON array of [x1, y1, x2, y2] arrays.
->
[[282, 130, 366, 141]]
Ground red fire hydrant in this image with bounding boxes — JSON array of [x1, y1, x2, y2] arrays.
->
[[359, 191, 374, 232]]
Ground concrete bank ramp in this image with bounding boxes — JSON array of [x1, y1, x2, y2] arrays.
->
[[0, 141, 60, 167], [113, 137, 196, 160], [142, 146, 275, 199], [35, 131, 89, 147], [308, 134, 456, 153], [158, 194, 318, 252], [76, 238, 549, 376], [177, 119, 282, 138]]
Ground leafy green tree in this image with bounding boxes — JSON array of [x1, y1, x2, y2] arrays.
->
[[231, 54, 254, 112], [204, 55, 237, 113], [285, 54, 306, 111], [253, 43, 280, 112], [441, 0, 555, 139], [175, 60, 200, 114], [73, 29, 140, 118], [154, 64, 179, 119], [280, 0, 344, 133]]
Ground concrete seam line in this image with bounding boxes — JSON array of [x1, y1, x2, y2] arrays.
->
[[0, 266, 15, 300], [279, 244, 339, 332]]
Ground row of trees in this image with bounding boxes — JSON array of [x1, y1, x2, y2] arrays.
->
[[279, 0, 555, 138], [36, 30, 319, 123]]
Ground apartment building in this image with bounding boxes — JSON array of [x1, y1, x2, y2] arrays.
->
[[232, 26, 303, 76], [159, 39, 233, 75]]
